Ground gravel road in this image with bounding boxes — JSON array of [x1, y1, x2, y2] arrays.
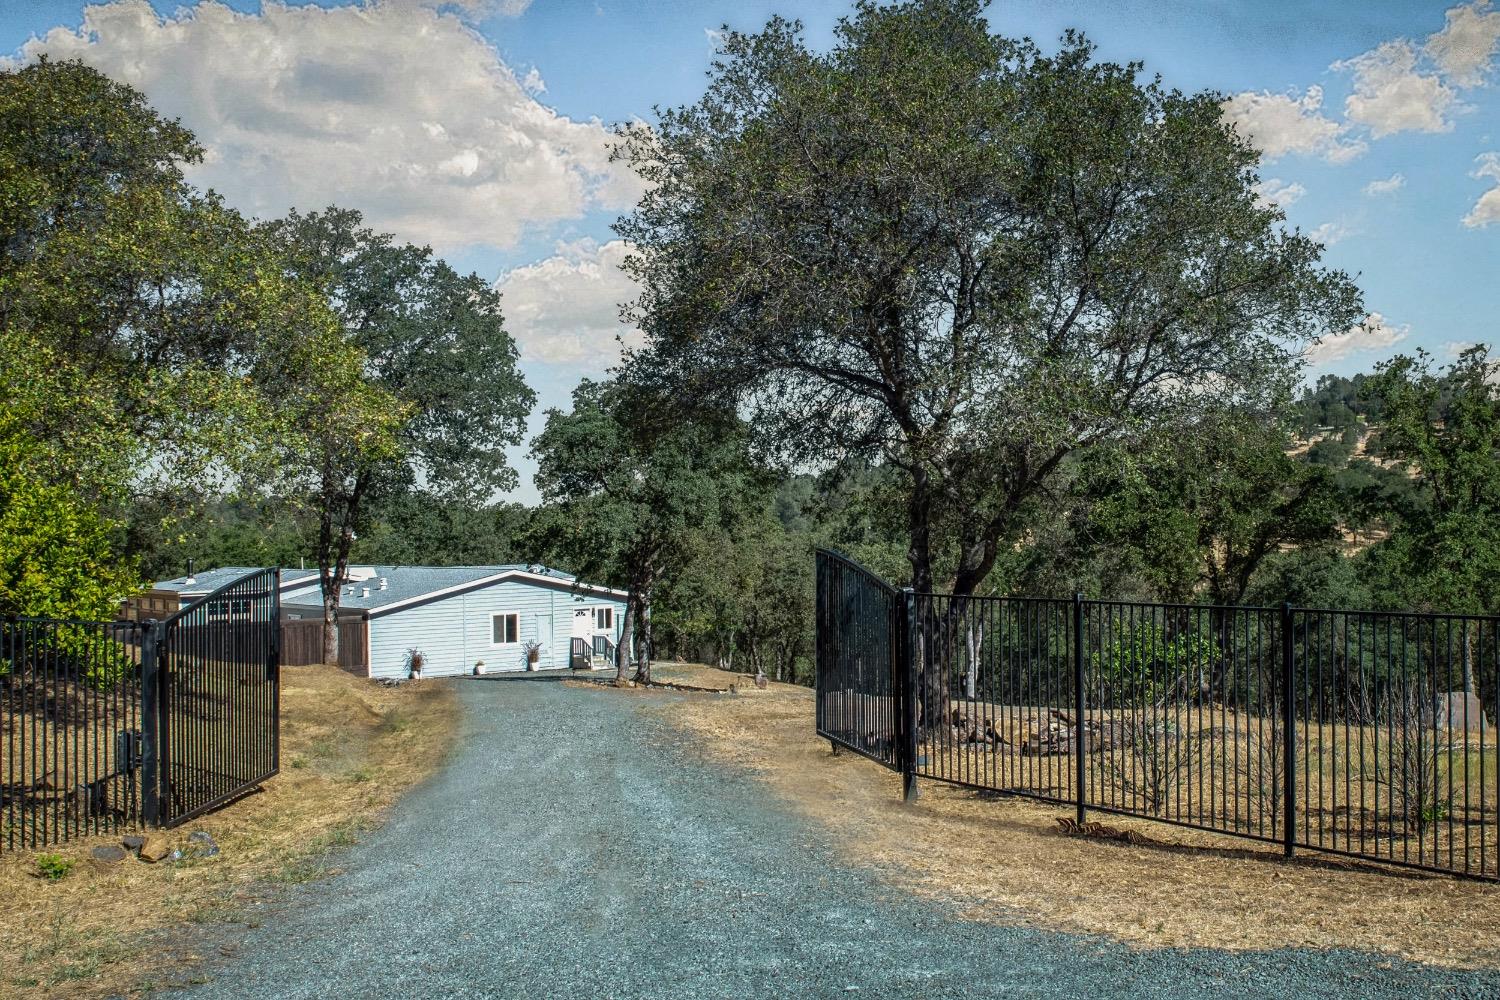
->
[[166, 676, 1500, 999]]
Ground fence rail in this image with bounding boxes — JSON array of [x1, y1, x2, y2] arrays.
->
[[814, 548, 1500, 880], [0, 569, 280, 853]]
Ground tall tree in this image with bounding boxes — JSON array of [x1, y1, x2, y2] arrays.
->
[[614, 0, 1362, 603], [530, 380, 761, 684], [265, 209, 535, 660], [1363, 347, 1500, 691], [0, 59, 363, 612]]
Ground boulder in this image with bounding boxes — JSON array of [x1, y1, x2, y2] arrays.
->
[[121, 834, 145, 850], [138, 832, 173, 862], [91, 845, 128, 864]]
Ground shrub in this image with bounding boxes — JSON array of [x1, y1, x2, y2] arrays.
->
[[34, 853, 74, 881]]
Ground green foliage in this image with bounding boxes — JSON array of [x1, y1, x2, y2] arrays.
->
[[0, 387, 136, 620], [1351, 348, 1500, 644], [1083, 413, 1343, 606], [0, 60, 390, 616], [33, 853, 74, 881], [617, 0, 1361, 597], [1092, 621, 1217, 705]]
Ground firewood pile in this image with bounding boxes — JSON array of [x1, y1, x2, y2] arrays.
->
[[1018, 710, 1133, 756], [946, 709, 1010, 747]]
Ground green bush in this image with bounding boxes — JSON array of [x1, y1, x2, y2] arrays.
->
[[34, 853, 74, 881], [1092, 620, 1217, 704]]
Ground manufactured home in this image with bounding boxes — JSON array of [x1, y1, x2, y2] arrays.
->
[[278, 565, 627, 678]]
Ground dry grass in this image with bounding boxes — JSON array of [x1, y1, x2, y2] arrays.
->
[[652, 662, 1500, 969], [0, 665, 458, 998]]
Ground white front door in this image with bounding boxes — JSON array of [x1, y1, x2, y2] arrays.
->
[[534, 613, 553, 664]]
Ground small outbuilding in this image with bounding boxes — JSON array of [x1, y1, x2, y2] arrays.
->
[[278, 565, 629, 679]]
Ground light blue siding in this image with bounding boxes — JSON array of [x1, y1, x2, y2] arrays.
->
[[366, 578, 627, 680]]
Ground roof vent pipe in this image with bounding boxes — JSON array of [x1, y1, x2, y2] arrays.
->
[[361, 587, 370, 599], [184, 558, 196, 587], [379, 577, 388, 590]]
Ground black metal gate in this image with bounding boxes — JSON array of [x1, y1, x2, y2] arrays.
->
[[814, 550, 908, 778], [147, 568, 281, 826]]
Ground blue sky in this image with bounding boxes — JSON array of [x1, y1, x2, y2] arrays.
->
[[3, 0, 1498, 503]]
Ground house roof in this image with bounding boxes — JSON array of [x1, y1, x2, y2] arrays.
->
[[153, 567, 321, 597], [276, 564, 628, 617]]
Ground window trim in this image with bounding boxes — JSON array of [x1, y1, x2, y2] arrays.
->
[[490, 612, 520, 646], [593, 606, 613, 631]]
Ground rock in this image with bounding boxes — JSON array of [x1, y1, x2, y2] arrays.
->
[[92, 845, 128, 863], [122, 835, 145, 850], [181, 830, 219, 860], [138, 832, 173, 862]]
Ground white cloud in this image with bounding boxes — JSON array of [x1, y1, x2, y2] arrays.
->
[[1337, 40, 1458, 137], [497, 239, 643, 366], [9, 1, 643, 252], [1306, 312, 1409, 364], [1253, 177, 1307, 208], [1463, 151, 1500, 226], [1363, 172, 1407, 196], [1221, 85, 1365, 163], [1425, 0, 1500, 87], [1309, 221, 1352, 246]]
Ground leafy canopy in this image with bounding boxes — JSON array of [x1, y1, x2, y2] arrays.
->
[[615, 0, 1362, 596]]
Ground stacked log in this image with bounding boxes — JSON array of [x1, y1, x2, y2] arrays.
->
[[1020, 710, 1133, 756]]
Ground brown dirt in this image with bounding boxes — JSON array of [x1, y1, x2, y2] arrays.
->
[[0, 665, 459, 998], [651, 662, 1500, 970]]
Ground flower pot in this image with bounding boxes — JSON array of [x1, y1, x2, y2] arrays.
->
[[474, 661, 486, 676]]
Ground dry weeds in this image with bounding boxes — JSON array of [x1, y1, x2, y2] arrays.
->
[[0, 665, 458, 998], [652, 662, 1500, 969]]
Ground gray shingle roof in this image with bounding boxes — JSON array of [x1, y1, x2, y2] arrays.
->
[[153, 566, 321, 596], [276, 564, 614, 612]]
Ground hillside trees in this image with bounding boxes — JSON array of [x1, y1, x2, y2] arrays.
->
[[614, 0, 1363, 609], [264, 209, 535, 660], [1362, 348, 1500, 691]]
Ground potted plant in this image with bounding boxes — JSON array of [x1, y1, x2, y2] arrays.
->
[[473, 659, 486, 676], [405, 648, 425, 681], [524, 641, 542, 671]]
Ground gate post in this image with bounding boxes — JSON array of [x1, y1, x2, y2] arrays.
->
[[1281, 601, 1296, 860], [901, 588, 919, 803], [1073, 593, 1087, 826], [139, 620, 160, 828]]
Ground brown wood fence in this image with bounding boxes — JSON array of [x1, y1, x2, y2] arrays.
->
[[281, 618, 369, 675]]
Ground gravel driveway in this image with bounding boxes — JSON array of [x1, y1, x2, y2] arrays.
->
[[167, 676, 1500, 999]]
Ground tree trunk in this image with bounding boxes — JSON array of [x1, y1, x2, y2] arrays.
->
[[1463, 625, 1475, 694], [615, 597, 636, 684], [965, 619, 984, 700], [634, 588, 654, 684]]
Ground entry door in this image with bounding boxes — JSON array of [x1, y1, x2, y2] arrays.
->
[[571, 608, 592, 637], [534, 613, 553, 663]]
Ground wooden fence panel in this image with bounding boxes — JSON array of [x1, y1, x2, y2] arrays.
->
[[281, 619, 368, 675]]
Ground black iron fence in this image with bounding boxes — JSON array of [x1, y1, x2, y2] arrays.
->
[[0, 569, 280, 852], [814, 548, 1500, 880]]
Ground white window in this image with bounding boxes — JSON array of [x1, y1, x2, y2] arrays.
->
[[491, 613, 519, 645], [594, 607, 613, 630]]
